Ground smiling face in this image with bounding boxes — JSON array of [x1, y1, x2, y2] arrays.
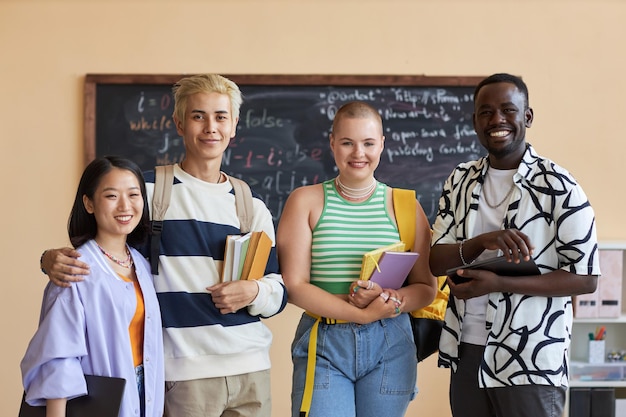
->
[[83, 167, 144, 243], [329, 115, 385, 185], [174, 92, 239, 165], [473, 82, 533, 168]]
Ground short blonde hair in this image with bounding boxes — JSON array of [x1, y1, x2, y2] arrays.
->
[[172, 74, 243, 124], [331, 101, 382, 134]]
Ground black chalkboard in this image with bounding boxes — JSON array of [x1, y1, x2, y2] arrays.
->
[[85, 74, 486, 224]]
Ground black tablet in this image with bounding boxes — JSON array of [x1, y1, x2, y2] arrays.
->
[[446, 255, 540, 284], [19, 374, 126, 417]]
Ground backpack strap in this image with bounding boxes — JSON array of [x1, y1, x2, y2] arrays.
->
[[150, 164, 174, 275], [228, 175, 254, 234], [392, 188, 416, 250]]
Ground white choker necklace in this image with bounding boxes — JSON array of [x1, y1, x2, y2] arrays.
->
[[335, 176, 376, 201]]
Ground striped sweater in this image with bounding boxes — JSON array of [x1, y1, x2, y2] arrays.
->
[[143, 164, 287, 381]]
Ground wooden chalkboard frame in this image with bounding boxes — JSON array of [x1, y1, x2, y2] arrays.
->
[[83, 74, 485, 166]]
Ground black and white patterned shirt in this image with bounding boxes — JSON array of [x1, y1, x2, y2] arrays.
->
[[433, 144, 600, 388]]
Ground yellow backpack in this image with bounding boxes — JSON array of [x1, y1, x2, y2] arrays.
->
[[393, 188, 449, 362]]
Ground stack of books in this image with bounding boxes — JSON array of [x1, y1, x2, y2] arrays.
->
[[360, 241, 419, 289], [222, 231, 272, 282]]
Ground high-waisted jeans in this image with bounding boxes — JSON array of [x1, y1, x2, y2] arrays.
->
[[291, 312, 417, 417]]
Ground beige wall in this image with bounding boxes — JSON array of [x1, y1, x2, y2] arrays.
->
[[2, 0, 625, 415]]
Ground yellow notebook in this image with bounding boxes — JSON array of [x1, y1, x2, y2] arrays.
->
[[359, 241, 406, 280], [240, 231, 272, 280]]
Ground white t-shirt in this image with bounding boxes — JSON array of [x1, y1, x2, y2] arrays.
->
[[461, 167, 516, 346]]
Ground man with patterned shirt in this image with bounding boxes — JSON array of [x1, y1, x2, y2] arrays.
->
[[429, 73, 600, 417]]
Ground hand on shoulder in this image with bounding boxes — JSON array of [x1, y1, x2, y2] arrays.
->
[[41, 247, 90, 288]]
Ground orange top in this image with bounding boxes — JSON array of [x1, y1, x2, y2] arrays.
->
[[118, 274, 145, 367]]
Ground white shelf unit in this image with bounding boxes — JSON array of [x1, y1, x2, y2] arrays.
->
[[566, 242, 626, 417]]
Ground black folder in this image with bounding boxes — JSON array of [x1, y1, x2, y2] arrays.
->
[[19, 374, 126, 417], [446, 255, 540, 284]]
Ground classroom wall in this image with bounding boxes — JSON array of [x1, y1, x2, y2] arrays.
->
[[2, 0, 625, 415]]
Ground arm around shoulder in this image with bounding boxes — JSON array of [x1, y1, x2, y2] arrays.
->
[[40, 247, 90, 287]]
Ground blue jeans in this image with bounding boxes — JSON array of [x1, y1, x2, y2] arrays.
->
[[291, 313, 417, 417], [136, 364, 145, 417]]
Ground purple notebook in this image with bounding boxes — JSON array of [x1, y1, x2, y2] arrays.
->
[[369, 251, 419, 289]]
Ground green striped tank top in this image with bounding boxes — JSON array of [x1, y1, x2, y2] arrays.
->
[[310, 179, 401, 294]]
